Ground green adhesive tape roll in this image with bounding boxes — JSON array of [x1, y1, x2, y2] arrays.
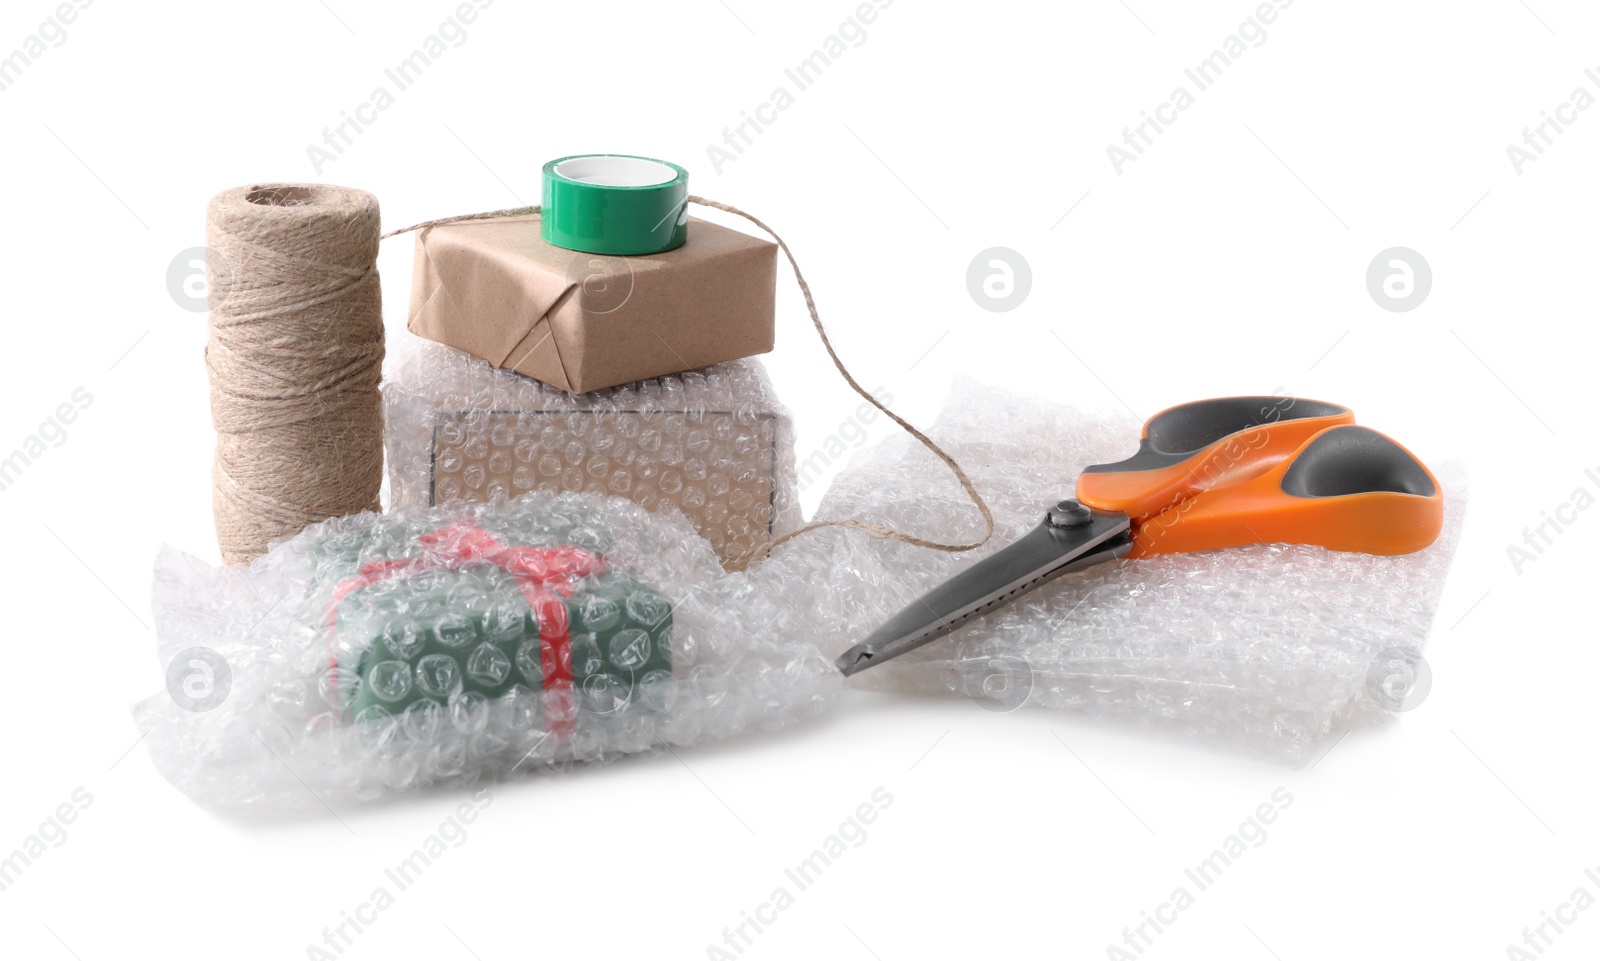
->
[[541, 154, 690, 255]]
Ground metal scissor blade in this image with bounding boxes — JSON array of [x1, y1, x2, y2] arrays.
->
[[835, 506, 1131, 677]]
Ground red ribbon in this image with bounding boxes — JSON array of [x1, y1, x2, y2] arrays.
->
[[324, 524, 607, 740]]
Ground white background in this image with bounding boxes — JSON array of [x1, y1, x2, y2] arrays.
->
[[1, 1, 1595, 958]]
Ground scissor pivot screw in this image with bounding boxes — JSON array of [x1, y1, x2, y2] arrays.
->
[[1048, 499, 1092, 528]]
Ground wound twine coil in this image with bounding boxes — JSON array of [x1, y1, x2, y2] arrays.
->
[[385, 197, 995, 570], [207, 184, 385, 565]]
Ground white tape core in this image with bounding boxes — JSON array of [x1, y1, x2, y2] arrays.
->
[[553, 156, 678, 188]]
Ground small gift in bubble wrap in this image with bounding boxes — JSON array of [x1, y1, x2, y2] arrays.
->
[[138, 491, 844, 813], [326, 523, 672, 743]]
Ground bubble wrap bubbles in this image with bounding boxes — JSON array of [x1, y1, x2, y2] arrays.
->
[[137, 493, 839, 813], [748, 380, 1464, 759], [142, 375, 1461, 812], [384, 338, 799, 567]]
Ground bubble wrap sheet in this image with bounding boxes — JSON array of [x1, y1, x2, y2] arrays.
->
[[137, 494, 839, 813], [141, 377, 1460, 812], [749, 380, 1464, 760], [384, 339, 799, 567]]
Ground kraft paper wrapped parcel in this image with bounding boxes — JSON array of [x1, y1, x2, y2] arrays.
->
[[408, 214, 777, 393]]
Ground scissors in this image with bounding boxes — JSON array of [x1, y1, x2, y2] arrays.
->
[[835, 396, 1444, 676]]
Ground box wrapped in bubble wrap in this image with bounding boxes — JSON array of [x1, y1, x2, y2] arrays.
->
[[745, 379, 1464, 759], [385, 338, 799, 568], [136, 493, 839, 813]]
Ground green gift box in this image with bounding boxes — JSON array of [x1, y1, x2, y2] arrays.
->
[[325, 524, 672, 740]]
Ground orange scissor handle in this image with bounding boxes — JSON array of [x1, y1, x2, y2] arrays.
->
[[1076, 396, 1355, 519], [1127, 425, 1444, 558]]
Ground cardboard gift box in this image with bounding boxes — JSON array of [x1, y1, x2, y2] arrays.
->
[[408, 213, 777, 393], [385, 339, 800, 569]]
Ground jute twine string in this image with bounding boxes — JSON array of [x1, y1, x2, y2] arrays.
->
[[385, 197, 994, 570], [207, 184, 385, 565]]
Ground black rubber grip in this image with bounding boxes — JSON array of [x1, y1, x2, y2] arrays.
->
[[1084, 397, 1350, 474], [1279, 426, 1436, 498]]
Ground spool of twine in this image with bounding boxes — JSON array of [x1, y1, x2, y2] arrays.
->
[[206, 184, 384, 565]]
